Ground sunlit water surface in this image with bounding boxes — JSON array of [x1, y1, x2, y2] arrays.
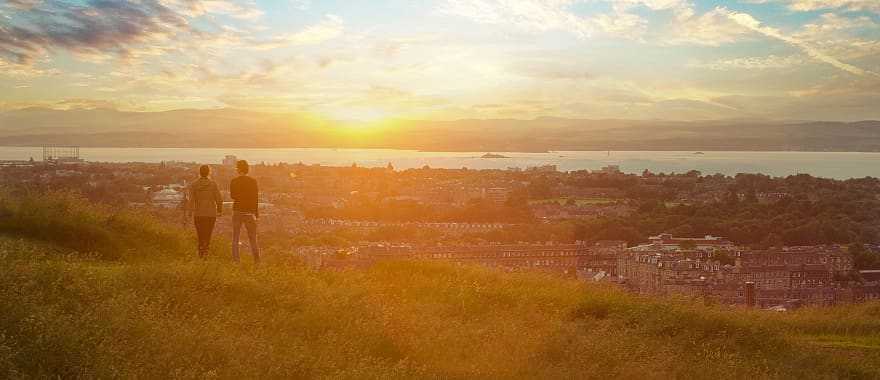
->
[[1, 147, 877, 179]]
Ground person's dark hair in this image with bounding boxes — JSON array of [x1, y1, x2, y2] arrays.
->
[[236, 160, 249, 174], [199, 165, 210, 178]]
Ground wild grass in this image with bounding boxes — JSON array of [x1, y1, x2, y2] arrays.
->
[[0, 194, 878, 379], [0, 191, 190, 260]]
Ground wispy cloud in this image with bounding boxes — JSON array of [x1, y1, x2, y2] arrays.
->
[[723, 8, 880, 77], [688, 55, 804, 70], [0, 57, 60, 78], [250, 15, 344, 50], [786, 0, 880, 13], [440, 0, 596, 38], [665, 7, 753, 46], [159, 0, 264, 20]]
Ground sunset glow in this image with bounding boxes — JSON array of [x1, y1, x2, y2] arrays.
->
[[1, 0, 878, 121]]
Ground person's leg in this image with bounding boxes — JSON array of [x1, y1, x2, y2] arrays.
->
[[231, 213, 243, 262], [194, 217, 208, 258], [203, 217, 216, 256], [245, 215, 260, 263]]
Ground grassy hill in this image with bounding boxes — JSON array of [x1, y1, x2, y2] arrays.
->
[[1, 193, 879, 379]]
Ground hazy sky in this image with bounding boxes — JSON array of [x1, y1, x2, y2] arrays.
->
[[1, 0, 878, 121]]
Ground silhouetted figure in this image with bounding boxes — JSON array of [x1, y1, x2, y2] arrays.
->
[[230, 160, 260, 263], [187, 165, 223, 258]]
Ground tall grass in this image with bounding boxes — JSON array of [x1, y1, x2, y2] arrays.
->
[[0, 236, 878, 379], [0, 191, 188, 260], [0, 195, 878, 378]]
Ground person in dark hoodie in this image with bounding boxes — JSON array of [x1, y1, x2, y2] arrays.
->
[[230, 160, 260, 264], [186, 165, 224, 258]]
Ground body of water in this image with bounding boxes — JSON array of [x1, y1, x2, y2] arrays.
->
[[1, 147, 877, 179]]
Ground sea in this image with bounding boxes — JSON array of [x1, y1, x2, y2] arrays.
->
[[1, 147, 877, 180]]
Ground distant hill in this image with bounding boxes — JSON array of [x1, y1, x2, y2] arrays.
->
[[1, 107, 879, 152]]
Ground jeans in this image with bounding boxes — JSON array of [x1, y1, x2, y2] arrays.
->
[[232, 212, 260, 263], [193, 217, 216, 258]]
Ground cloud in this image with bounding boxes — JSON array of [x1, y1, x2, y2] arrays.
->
[[665, 7, 753, 46], [786, 0, 880, 13], [723, 8, 880, 77], [52, 98, 120, 110], [794, 13, 880, 60], [743, 0, 880, 13], [441, 0, 755, 42], [0, 0, 276, 66], [689, 55, 804, 70], [440, 0, 596, 38], [2, 0, 41, 10], [250, 15, 344, 50], [158, 0, 264, 20], [290, 0, 311, 10], [0, 57, 59, 77], [510, 59, 593, 80], [0, 0, 190, 65]]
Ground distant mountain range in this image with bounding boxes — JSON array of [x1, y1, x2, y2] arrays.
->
[[1, 107, 879, 152]]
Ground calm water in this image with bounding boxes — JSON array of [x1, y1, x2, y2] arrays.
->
[[1, 147, 877, 179]]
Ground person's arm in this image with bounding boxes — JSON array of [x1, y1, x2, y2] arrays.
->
[[230, 178, 239, 202], [254, 181, 260, 219], [184, 185, 193, 217], [213, 182, 223, 215]]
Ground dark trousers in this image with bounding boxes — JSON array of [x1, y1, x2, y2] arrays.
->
[[232, 212, 260, 263], [194, 216, 216, 258]]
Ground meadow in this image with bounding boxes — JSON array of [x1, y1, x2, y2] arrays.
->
[[0, 192, 879, 379]]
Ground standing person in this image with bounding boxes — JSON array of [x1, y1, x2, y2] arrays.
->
[[187, 165, 223, 258], [230, 160, 260, 263]]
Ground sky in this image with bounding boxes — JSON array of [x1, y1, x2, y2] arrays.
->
[[1, 0, 879, 121]]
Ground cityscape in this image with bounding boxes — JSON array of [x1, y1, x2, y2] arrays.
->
[[3, 147, 878, 311]]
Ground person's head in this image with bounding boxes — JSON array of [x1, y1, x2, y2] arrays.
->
[[236, 160, 249, 175], [199, 165, 211, 178]]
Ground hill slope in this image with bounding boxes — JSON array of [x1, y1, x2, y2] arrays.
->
[[0, 194, 879, 379]]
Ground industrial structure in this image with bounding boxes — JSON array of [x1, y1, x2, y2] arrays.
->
[[42, 146, 83, 164]]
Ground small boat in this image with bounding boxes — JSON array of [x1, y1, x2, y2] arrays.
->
[[481, 153, 509, 159], [693, 151, 705, 155]]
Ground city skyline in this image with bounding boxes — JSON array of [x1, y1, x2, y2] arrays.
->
[[1, 0, 879, 122]]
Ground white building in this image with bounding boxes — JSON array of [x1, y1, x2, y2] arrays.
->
[[152, 187, 185, 209], [223, 155, 238, 166]]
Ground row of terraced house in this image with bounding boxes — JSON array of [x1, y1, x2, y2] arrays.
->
[[322, 233, 880, 308], [617, 236, 880, 308]]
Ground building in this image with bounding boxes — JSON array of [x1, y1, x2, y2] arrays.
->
[[151, 186, 185, 208], [350, 243, 626, 277], [634, 233, 734, 251], [525, 164, 557, 173], [483, 187, 510, 204], [599, 165, 621, 175], [42, 146, 84, 165], [617, 245, 860, 308], [858, 270, 880, 302], [223, 155, 238, 166]]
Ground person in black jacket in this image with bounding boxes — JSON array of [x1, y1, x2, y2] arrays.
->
[[230, 160, 260, 263]]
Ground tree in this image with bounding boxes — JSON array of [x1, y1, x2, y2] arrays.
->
[[850, 243, 880, 270], [760, 233, 784, 249]]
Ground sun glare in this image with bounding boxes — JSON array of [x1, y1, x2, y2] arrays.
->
[[326, 107, 394, 124]]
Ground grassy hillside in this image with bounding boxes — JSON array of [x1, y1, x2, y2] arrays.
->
[[0, 194, 879, 379]]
